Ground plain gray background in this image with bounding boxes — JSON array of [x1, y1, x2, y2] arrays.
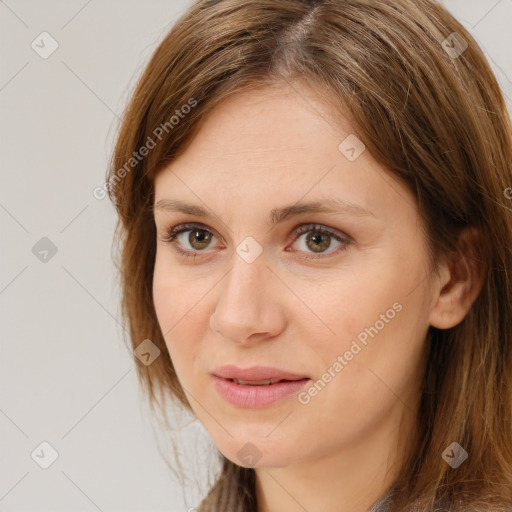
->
[[1, 1, 511, 511]]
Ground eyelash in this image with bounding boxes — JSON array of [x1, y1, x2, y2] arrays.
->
[[158, 222, 352, 261]]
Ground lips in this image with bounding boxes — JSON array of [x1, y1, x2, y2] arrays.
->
[[212, 371, 311, 408], [212, 365, 310, 382]]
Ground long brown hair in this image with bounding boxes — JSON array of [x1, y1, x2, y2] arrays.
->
[[106, 0, 512, 510]]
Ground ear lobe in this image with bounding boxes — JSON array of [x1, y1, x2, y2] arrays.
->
[[428, 227, 486, 330]]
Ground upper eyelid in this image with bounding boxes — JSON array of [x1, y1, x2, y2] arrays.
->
[[165, 222, 222, 242], [162, 222, 350, 245]]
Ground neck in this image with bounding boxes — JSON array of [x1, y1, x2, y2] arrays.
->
[[255, 401, 416, 512]]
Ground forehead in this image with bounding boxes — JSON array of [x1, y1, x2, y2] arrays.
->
[[153, 81, 417, 223], [164, 82, 351, 171]]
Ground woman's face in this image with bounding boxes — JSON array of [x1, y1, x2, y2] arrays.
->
[[152, 81, 437, 469]]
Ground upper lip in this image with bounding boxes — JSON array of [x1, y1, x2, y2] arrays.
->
[[212, 365, 310, 381]]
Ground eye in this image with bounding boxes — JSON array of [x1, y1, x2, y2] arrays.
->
[[158, 223, 220, 259], [158, 222, 351, 260], [287, 224, 351, 259]]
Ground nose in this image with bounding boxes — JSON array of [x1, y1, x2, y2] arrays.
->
[[209, 255, 286, 345]]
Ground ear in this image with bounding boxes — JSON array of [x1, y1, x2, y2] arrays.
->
[[428, 227, 486, 329]]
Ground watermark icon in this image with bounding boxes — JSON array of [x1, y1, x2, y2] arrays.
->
[[31, 441, 59, 469], [442, 442, 468, 469], [236, 236, 263, 263], [298, 301, 403, 405], [236, 441, 263, 467], [32, 237, 58, 263], [31, 31, 59, 59], [504, 187, 512, 200], [133, 339, 161, 366], [441, 32, 468, 59], [93, 98, 197, 200], [338, 134, 365, 162]]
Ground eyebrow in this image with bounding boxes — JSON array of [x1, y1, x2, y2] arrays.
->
[[153, 197, 375, 226]]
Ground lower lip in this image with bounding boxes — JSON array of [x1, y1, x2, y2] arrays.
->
[[212, 375, 311, 408]]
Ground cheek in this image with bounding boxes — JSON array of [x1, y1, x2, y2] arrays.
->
[[292, 303, 425, 454], [152, 256, 217, 385], [152, 262, 175, 336], [297, 254, 428, 396], [287, 262, 402, 358], [307, 282, 427, 417], [152, 252, 205, 328]]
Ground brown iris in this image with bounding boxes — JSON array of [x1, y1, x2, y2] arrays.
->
[[188, 228, 212, 250], [306, 231, 331, 253]]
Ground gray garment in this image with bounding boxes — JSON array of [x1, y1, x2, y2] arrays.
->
[[367, 488, 394, 512]]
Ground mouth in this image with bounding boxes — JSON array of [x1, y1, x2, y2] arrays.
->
[[212, 374, 311, 408], [212, 364, 310, 382], [227, 377, 305, 386]]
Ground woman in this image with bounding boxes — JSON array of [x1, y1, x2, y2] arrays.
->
[[106, 0, 512, 510]]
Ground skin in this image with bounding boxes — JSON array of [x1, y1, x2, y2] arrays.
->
[[152, 80, 483, 512]]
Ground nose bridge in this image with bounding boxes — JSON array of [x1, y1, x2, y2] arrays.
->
[[219, 252, 266, 315], [211, 251, 280, 342]]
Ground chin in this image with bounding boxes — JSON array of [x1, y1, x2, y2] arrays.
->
[[215, 436, 297, 469]]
